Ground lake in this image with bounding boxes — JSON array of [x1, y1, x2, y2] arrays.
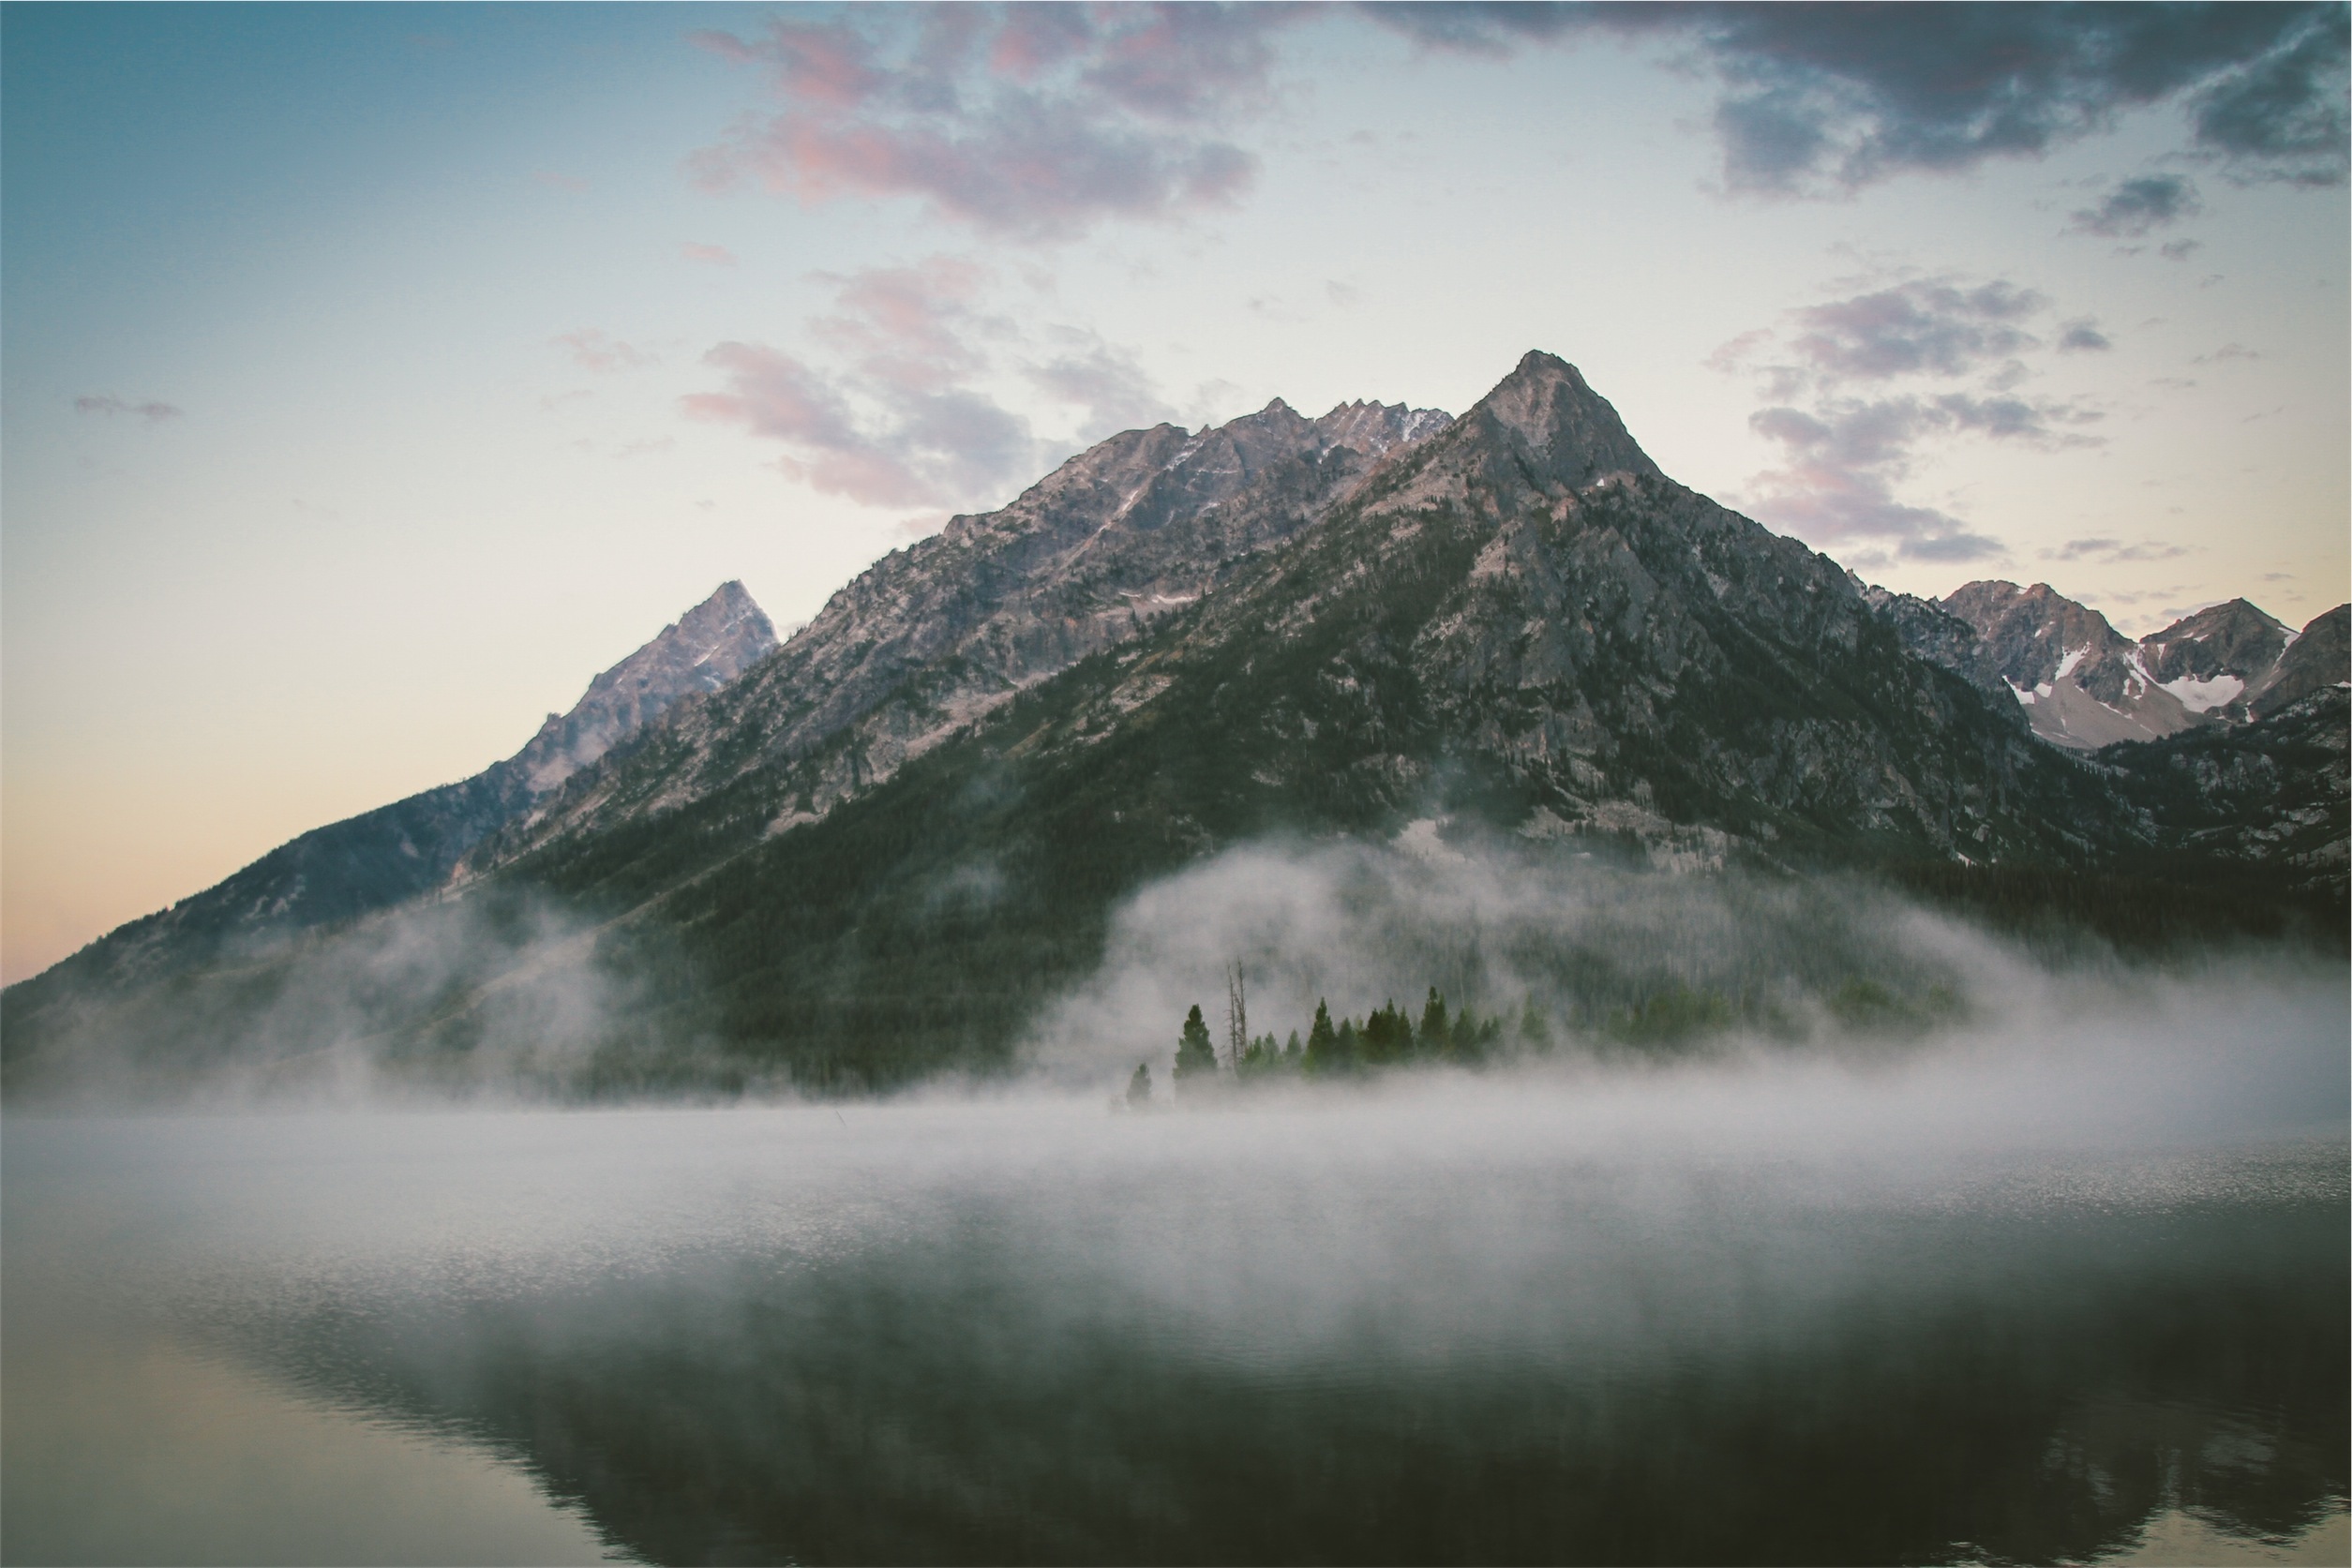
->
[[5, 1013, 2346, 1565]]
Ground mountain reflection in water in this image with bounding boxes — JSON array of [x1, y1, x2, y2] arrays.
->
[[5, 1024, 2346, 1566]]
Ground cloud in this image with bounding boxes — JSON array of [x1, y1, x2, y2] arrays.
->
[[1778, 279, 2045, 385], [688, 6, 1283, 239], [1742, 392, 2096, 562], [680, 242, 738, 266], [682, 258, 1048, 509], [1368, 3, 2346, 193], [1718, 275, 2114, 564], [2055, 319, 2113, 353], [2068, 174, 2203, 236], [2041, 538, 2191, 564], [2159, 238, 2204, 261], [2194, 343, 2261, 364], [554, 330, 653, 373], [1026, 334, 1179, 441], [73, 394, 182, 423], [531, 170, 589, 193], [807, 256, 994, 394], [2191, 6, 2352, 185]]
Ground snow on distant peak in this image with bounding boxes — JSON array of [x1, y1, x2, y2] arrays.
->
[[2162, 672, 2246, 712]]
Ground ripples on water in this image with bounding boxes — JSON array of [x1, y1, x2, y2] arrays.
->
[[4, 1023, 2346, 1565]]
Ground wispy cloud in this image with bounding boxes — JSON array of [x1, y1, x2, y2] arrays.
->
[[2041, 538, 2192, 564], [687, 6, 1283, 240], [554, 330, 654, 373], [1370, 3, 2347, 193], [73, 394, 182, 423], [680, 242, 738, 266], [1025, 331, 1178, 441], [2068, 174, 2204, 237], [682, 257, 1052, 509], [1717, 274, 2105, 562]]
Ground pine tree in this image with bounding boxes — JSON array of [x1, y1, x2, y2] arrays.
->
[[1174, 1003, 1219, 1090], [1127, 1061, 1153, 1107], [1419, 987, 1451, 1058], [1304, 1000, 1339, 1075]]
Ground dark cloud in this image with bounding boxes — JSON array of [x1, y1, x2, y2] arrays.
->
[[73, 394, 182, 423], [689, 6, 1284, 239], [2192, 6, 2351, 185], [2068, 173, 2203, 236], [1369, 2, 2346, 192]]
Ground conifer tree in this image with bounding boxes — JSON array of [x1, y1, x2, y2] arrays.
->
[[1127, 1061, 1153, 1107], [1419, 987, 1451, 1057], [1174, 1003, 1219, 1090], [1304, 1000, 1338, 1075]]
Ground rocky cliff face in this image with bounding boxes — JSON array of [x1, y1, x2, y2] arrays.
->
[[1937, 580, 2202, 749], [7, 583, 775, 998], [1890, 582, 2346, 751], [477, 396, 1450, 864]]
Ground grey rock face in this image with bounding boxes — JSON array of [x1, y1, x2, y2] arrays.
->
[[2247, 604, 2350, 719], [7, 583, 776, 994], [487, 396, 1452, 859], [1030, 351, 2114, 866], [1853, 579, 2018, 709]]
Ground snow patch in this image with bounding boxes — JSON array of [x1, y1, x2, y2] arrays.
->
[[2054, 644, 2090, 680], [2160, 672, 2246, 713]]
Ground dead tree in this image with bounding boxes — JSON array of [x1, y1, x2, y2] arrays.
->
[[1225, 960, 1248, 1074]]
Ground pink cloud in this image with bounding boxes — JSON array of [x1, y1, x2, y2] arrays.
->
[[680, 242, 739, 266], [687, 5, 1283, 239]]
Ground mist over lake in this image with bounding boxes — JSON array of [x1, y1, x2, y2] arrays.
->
[[7, 962, 2345, 1566]]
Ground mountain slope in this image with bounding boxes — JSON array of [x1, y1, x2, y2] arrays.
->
[[475, 397, 1450, 869], [479, 353, 2137, 1085], [1940, 580, 2203, 749], [4, 582, 774, 1007]]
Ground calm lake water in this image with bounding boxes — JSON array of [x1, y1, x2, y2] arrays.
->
[[5, 1027, 2346, 1566]]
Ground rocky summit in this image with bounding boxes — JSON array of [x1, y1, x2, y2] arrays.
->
[[5, 351, 2344, 1097]]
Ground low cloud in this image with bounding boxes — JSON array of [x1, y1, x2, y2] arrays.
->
[[2068, 174, 2203, 237], [688, 7, 1280, 240]]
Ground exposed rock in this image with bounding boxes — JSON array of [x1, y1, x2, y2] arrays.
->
[[481, 397, 1451, 863], [1939, 580, 2202, 749]]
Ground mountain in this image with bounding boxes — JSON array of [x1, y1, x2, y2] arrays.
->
[[1892, 583, 2346, 752], [5, 582, 775, 1002], [1938, 580, 2203, 749], [2244, 604, 2350, 719], [469, 396, 1450, 868], [6, 355, 2340, 1098], [442, 352, 2150, 1085]]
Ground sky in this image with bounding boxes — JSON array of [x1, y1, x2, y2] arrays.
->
[[4, 2, 2346, 983]]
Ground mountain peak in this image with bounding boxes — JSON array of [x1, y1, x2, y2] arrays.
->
[[1453, 350, 1662, 490]]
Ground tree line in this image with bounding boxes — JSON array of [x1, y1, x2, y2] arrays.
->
[[1125, 986, 1540, 1105]]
